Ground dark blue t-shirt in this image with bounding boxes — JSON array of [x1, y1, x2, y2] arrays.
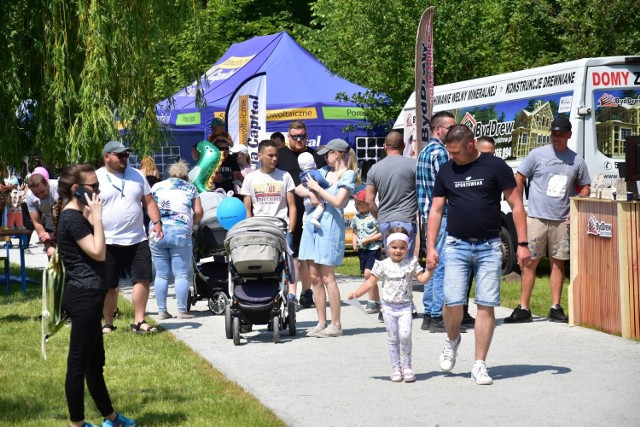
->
[[433, 153, 515, 240]]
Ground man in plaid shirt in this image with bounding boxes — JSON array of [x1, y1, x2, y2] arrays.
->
[[416, 111, 456, 333]]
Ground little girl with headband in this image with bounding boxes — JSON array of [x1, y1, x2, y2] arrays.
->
[[348, 227, 433, 383]]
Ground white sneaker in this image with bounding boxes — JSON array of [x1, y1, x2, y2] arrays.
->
[[439, 335, 461, 372], [305, 323, 327, 337], [316, 323, 342, 338], [310, 218, 322, 228], [471, 362, 493, 385]]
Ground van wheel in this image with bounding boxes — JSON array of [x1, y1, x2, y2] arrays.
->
[[500, 226, 516, 276]]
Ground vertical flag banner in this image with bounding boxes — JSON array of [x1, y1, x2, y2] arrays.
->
[[226, 72, 267, 167], [415, 6, 434, 153]]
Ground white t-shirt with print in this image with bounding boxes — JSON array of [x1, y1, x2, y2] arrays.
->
[[371, 256, 423, 304], [240, 168, 294, 225], [96, 166, 151, 245]]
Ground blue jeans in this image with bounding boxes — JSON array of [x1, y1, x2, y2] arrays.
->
[[443, 237, 501, 307], [423, 217, 446, 317], [378, 221, 417, 259], [150, 226, 192, 313]]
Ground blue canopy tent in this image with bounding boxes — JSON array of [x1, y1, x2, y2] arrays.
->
[[155, 31, 381, 163]]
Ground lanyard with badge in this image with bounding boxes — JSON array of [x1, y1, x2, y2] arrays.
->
[[106, 168, 126, 198]]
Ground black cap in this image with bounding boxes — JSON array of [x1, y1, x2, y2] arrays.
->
[[550, 116, 572, 132]]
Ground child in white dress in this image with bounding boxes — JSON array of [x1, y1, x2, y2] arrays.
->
[[348, 227, 433, 382]]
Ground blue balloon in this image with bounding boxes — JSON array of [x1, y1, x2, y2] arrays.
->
[[217, 197, 247, 230]]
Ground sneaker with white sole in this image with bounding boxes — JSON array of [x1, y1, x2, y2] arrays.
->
[[471, 362, 493, 385], [316, 323, 342, 337], [306, 323, 327, 337], [364, 301, 381, 314], [439, 335, 461, 372], [402, 367, 416, 383], [102, 412, 136, 427]]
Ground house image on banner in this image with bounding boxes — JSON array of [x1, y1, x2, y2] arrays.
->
[[511, 101, 553, 158], [595, 93, 640, 157], [155, 31, 383, 167]]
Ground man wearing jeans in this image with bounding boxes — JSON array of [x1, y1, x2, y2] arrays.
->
[[427, 125, 530, 385], [416, 111, 456, 333]]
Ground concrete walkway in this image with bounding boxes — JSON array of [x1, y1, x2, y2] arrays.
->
[[15, 243, 640, 426]]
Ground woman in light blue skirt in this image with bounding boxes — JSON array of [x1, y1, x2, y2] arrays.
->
[[298, 139, 356, 338]]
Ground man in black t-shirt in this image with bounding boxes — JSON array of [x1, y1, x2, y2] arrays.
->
[[426, 124, 530, 385], [276, 121, 325, 309], [212, 138, 242, 194]]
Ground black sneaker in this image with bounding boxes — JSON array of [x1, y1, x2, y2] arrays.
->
[[299, 289, 314, 309], [421, 314, 432, 330], [504, 305, 532, 323], [429, 316, 446, 333], [462, 309, 475, 327], [549, 305, 568, 323], [378, 312, 384, 323]]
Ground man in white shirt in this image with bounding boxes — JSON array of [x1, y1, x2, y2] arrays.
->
[[97, 140, 164, 334], [25, 170, 59, 257]]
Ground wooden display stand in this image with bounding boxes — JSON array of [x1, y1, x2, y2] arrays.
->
[[569, 197, 639, 338]]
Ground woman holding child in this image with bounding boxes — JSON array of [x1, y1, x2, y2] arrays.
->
[[298, 139, 357, 338]]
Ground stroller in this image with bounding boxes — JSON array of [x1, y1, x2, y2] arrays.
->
[[189, 190, 230, 315], [223, 217, 297, 344]]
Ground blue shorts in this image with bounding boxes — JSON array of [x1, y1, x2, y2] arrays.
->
[[358, 248, 380, 274], [443, 237, 501, 307]]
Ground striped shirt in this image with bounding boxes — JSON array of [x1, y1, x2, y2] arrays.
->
[[416, 137, 449, 220]]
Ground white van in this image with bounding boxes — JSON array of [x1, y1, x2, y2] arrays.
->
[[394, 56, 640, 274]]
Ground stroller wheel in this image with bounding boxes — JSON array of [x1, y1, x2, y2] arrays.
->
[[224, 305, 232, 339], [288, 302, 296, 336], [186, 291, 193, 311], [272, 316, 280, 344], [208, 292, 228, 315], [232, 316, 241, 345]]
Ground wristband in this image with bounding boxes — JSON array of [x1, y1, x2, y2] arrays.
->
[[517, 242, 529, 247], [152, 219, 163, 226]]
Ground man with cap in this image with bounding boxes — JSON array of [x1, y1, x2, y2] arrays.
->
[[504, 116, 591, 324], [207, 117, 233, 147], [276, 120, 325, 309], [25, 167, 58, 257], [97, 140, 164, 334]]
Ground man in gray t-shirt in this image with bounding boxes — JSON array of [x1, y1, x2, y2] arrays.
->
[[25, 173, 59, 257], [505, 116, 591, 324], [365, 131, 418, 257]]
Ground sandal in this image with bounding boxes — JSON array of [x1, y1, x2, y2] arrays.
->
[[130, 320, 157, 334], [403, 367, 416, 383], [102, 324, 117, 334], [390, 369, 403, 382]]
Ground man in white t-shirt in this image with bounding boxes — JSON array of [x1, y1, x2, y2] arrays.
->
[[25, 171, 59, 257], [240, 139, 296, 299], [97, 140, 164, 334]]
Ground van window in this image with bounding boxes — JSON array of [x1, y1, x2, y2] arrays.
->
[[593, 89, 640, 159]]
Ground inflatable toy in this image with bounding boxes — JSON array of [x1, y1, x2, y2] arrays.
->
[[188, 140, 222, 192], [217, 197, 247, 230]]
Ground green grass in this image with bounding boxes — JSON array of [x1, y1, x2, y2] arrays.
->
[[337, 254, 568, 319], [0, 267, 284, 427]]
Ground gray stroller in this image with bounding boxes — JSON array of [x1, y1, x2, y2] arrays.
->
[[223, 217, 296, 345]]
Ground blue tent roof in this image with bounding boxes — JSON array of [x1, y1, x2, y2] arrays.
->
[[156, 31, 379, 151]]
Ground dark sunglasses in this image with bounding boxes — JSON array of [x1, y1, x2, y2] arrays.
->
[[290, 134, 306, 140], [80, 182, 100, 192], [110, 152, 130, 159], [217, 145, 229, 151]]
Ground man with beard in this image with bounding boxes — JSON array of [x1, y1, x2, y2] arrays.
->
[[97, 140, 164, 334]]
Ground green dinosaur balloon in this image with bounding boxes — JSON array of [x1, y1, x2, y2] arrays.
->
[[187, 140, 222, 192]]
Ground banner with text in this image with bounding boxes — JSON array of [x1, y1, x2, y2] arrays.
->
[[414, 6, 435, 155], [226, 73, 267, 167]]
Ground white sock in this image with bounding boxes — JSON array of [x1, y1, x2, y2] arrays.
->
[[474, 360, 486, 367]]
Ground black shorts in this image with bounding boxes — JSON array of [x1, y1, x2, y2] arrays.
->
[[358, 248, 380, 274], [104, 241, 153, 289]]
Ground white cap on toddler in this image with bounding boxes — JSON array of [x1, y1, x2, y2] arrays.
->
[[297, 152, 317, 172]]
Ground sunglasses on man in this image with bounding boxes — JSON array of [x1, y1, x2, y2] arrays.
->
[[109, 152, 130, 159], [290, 134, 306, 141]]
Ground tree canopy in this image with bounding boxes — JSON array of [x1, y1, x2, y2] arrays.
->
[[1, 0, 639, 170]]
